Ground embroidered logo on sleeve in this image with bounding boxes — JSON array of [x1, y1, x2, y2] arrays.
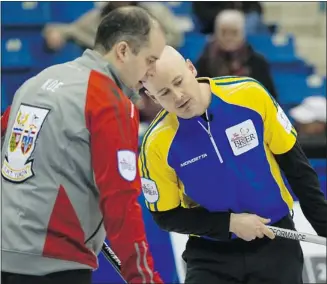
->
[[117, 150, 137, 181], [277, 106, 292, 134], [141, 178, 159, 203]]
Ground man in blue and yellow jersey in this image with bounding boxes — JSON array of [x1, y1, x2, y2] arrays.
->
[[139, 46, 327, 284]]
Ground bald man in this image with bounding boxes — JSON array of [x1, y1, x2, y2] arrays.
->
[[139, 46, 327, 284]]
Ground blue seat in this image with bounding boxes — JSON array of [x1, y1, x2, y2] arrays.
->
[[266, 54, 301, 64], [277, 82, 326, 105], [178, 32, 207, 62], [2, 71, 35, 106], [270, 60, 313, 75], [50, 42, 83, 65], [247, 34, 295, 57], [164, 2, 193, 15], [3, 29, 83, 70], [1, 83, 9, 113], [1, 36, 32, 70], [2, 1, 51, 26], [50, 2, 95, 22], [247, 35, 311, 74], [273, 73, 308, 87]]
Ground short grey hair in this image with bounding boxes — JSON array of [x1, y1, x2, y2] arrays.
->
[[94, 6, 159, 55], [215, 9, 245, 31]]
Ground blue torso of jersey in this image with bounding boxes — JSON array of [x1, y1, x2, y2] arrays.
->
[[167, 94, 289, 223]]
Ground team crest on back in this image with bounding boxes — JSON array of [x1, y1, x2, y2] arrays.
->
[[2, 105, 50, 183]]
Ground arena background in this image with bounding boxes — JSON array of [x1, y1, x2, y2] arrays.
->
[[1, 1, 326, 283]]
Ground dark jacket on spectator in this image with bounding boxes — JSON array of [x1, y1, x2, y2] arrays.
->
[[192, 2, 263, 34], [196, 41, 278, 100]]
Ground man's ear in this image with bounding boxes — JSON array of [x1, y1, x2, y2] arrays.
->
[[115, 41, 129, 63], [144, 89, 160, 105], [186, 59, 197, 77]]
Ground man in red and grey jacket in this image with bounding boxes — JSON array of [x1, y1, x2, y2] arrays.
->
[[1, 6, 165, 284]]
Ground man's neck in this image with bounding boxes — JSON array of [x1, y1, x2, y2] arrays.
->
[[199, 81, 212, 111], [102, 51, 119, 71], [90, 49, 138, 101]]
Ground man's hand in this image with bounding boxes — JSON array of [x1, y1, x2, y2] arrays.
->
[[229, 213, 275, 241]]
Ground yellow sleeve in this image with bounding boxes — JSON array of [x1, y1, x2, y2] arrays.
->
[[214, 77, 297, 154], [139, 137, 181, 212], [253, 83, 297, 154]]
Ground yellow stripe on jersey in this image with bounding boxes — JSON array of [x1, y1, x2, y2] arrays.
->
[[209, 76, 297, 153], [263, 143, 293, 210], [139, 112, 182, 212], [140, 109, 168, 179], [205, 76, 296, 209]]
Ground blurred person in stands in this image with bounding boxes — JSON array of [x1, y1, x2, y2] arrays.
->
[[43, 1, 183, 51], [196, 10, 278, 100], [192, 1, 268, 35], [289, 96, 326, 158], [1, 7, 165, 284]]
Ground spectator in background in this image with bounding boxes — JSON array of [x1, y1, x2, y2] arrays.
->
[[43, 1, 184, 51], [192, 1, 268, 35], [195, 10, 278, 100], [289, 96, 326, 158]]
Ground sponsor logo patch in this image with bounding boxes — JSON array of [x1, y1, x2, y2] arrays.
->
[[141, 178, 159, 203], [117, 150, 137, 181], [225, 119, 259, 156]]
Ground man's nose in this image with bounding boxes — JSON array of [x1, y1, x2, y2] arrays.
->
[[174, 91, 184, 102], [146, 64, 156, 77]]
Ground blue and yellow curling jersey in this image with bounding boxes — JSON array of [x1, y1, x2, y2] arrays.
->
[[139, 76, 297, 224]]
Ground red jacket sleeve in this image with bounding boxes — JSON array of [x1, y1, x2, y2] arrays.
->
[[1, 106, 11, 138], [85, 71, 163, 284]]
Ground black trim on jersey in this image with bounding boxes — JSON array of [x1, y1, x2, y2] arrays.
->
[[150, 206, 231, 240], [150, 140, 327, 239], [274, 140, 327, 237]]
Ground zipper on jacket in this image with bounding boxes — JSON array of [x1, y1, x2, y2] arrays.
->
[[198, 111, 223, 163]]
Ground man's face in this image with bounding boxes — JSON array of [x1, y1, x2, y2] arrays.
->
[[119, 26, 166, 89], [144, 59, 204, 119], [216, 23, 244, 52]]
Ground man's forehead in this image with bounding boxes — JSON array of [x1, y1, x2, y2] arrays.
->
[[146, 73, 181, 95], [145, 45, 186, 90], [145, 73, 170, 91], [151, 62, 180, 81]]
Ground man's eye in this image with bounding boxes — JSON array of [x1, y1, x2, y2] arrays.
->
[[175, 80, 182, 86], [161, 90, 169, 96]]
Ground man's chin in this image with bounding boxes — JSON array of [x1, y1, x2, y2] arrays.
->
[[134, 81, 143, 91], [176, 110, 195, 120], [120, 78, 141, 91]]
